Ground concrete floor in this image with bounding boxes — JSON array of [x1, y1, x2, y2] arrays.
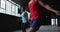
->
[[11, 25, 60, 32]]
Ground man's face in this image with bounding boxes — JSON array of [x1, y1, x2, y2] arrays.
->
[[21, 7, 25, 12], [21, 7, 23, 11]]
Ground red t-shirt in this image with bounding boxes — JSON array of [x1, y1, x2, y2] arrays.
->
[[28, 0, 42, 20]]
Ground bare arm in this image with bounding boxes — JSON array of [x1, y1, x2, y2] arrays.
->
[[37, 0, 59, 14]]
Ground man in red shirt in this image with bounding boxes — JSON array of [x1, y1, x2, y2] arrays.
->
[[28, 0, 60, 32]]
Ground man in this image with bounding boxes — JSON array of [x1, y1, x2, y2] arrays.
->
[[21, 7, 28, 32], [28, 0, 60, 32]]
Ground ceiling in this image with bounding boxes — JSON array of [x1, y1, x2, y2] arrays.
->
[[12, 0, 30, 12], [12, 0, 30, 7]]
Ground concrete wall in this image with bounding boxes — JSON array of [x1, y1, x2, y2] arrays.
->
[[0, 13, 21, 31]]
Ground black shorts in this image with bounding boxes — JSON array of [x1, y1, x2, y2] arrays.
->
[[30, 19, 42, 31]]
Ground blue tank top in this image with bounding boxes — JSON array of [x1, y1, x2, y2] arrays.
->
[[21, 12, 28, 23]]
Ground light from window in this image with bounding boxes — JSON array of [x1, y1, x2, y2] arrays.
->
[[11, 12, 16, 15], [1, 0, 5, 9], [11, 4, 15, 12], [6, 1, 11, 15], [15, 6, 18, 16], [0, 8, 5, 13]]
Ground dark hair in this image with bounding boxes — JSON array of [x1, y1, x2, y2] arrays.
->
[[23, 6, 26, 10]]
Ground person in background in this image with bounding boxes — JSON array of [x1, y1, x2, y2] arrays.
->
[[26, 11, 30, 27], [20, 6, 28, 32], [28, 0, 60, 32]]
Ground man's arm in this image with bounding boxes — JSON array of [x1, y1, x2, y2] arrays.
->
[[37, 0, 60, 15]]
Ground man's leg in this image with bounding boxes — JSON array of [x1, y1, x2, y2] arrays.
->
[[29, 27, 36, 32], [29, 19, 41, 32], [21, 23, 26, 32]]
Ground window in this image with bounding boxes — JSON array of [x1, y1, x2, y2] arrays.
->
[[11, 4, 16, 15], [11, 4, 16, 12], [11, 12, 15, 15], [15, 6, 18, 16], [0, 8, 5, 13], [18, 14, 20, 17], [0, 0, 6, 14], [1, 0, 5, 9], [0, 0, 21, 17], [6, 1, 11, 15]]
